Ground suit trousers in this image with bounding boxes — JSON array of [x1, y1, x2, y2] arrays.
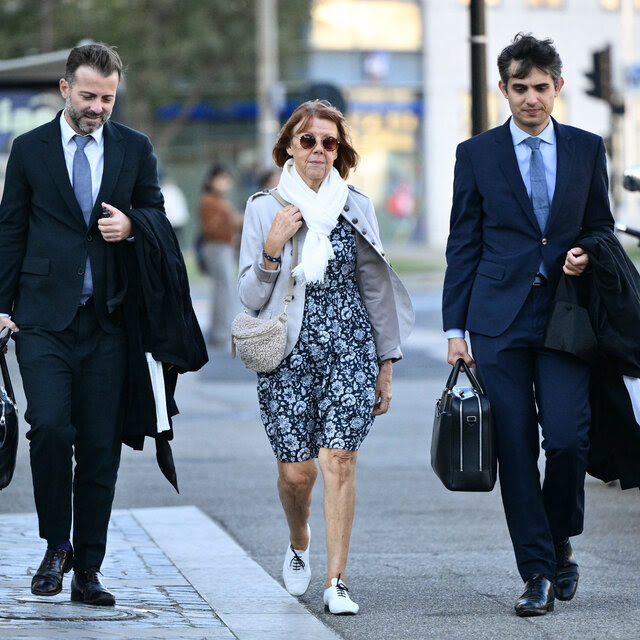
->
[[15, 302, 126, 570], [470, 284, 590, 582]]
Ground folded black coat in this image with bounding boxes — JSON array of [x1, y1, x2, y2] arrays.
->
[[544, 230, 640, 489], [107, 210, 208, 490]]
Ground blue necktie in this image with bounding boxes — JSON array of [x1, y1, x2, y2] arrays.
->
[[523, 136, 550, 232], [73, 135, 94, 301]]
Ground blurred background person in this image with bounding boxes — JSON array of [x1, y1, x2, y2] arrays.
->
[[159, 169, 190, 246], [198, 164, 243, 348], [237, 100, 413, 614]]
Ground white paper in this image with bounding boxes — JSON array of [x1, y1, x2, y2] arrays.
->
[[145, 352, 171, 433], [622, 376, 640, 430]]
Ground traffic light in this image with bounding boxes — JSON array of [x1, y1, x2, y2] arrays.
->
[[585, 46, 611, 102]]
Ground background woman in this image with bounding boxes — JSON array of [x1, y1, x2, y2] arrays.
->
[[237, 100, 413, 614], [198, 165, 243, 348]]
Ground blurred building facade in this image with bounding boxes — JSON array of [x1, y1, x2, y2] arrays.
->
[[1, 1, 639, 251]]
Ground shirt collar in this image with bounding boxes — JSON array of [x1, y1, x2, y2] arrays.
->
[[59, 110, 104, 146], [509, 117, 555, 147]]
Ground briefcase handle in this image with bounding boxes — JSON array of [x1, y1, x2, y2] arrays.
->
[[445, 358, 485, 395], [0, 329, 15, 404]]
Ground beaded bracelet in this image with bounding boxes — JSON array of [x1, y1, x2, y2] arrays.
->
[[262, 249, 282, 263]]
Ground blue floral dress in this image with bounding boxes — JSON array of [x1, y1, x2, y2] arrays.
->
[[257, 216, 379, 462]]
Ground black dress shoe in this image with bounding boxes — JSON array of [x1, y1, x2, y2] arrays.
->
[[515, 574, 555, 617], [31, 546, 74, 596], [554, 538, 579, 601], [70, 568, 115, 606]]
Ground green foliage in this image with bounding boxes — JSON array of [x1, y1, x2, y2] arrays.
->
[[0, 0, 311, 141]]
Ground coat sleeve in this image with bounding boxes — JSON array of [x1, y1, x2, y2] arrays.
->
[[0, 137, 30, 313], [237, 196, 281, 311], [128, 135, 165, 218], [354, 196, 403, 362], [582, 137, 615, 236], [442, 142, 484, 332]]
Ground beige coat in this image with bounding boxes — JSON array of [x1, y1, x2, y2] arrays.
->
[[237, 185, 414, 362]]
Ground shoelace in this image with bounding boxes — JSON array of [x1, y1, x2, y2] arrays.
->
[[335, 573, 348, 598], [289, 545, 306, 571], [44, 549, 67, 569]]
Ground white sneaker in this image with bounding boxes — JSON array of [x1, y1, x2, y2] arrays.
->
[[282, 524, 311, 596], [323, 574, 359, 615]]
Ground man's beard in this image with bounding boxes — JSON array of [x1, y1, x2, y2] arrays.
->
[[65, 96, 110, 134]]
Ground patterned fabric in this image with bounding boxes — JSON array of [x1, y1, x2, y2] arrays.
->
[[258, 217, 378, 462]]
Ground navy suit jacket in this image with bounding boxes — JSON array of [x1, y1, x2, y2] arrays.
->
[[442, 117, 614, 337], [0, 113, 164, 332]]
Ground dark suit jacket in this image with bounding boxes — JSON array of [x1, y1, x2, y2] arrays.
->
[[0, 112, 164, 331], [442, 117, 614, 337]]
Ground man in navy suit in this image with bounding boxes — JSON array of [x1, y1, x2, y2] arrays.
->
[[442, 34, 614, 616], [0, 43, 164, 605]]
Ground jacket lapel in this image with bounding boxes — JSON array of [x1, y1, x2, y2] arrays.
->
[[91, 121, 124, 227], [40, 114, 86, 227], [547, 117, 574, 231], [495, 119, 539, 231]]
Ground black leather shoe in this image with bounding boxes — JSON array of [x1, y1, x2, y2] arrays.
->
[[31, 546, 74, 596], [554, 538, 579, 601], [70, 568, 115, 606], [515, 574, 555, 617]]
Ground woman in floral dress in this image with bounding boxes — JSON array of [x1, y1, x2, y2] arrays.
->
[[237, 100, 413, 614]]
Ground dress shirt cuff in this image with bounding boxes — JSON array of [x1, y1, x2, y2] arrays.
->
[[445, 329, 465, 340], [0, 313, 9, 318]]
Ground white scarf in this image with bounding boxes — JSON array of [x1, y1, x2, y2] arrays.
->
[[277, 158, 349, 284]]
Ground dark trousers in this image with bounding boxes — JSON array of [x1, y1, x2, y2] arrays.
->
[[15, 303, 126, 571], [470, 284, 590, 582]]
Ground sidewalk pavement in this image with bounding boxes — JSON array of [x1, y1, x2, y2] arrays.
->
[[0, 506, 340, 640]]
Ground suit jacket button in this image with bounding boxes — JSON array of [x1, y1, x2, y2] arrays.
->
[[344, 204, 350, 211], [87, 234, 93, 241], [541, 237, 548, 245], [351, 218, 358, 224], [361, 228, 367, 234], [78, 267, 85, 275]]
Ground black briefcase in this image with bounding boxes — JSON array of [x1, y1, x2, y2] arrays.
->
[[431, 358, 496, 491], [0, 329, 18, 490]]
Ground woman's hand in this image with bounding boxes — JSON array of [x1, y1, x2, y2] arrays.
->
[[263, 205, 303, 270], [372, 360, 393, 416]]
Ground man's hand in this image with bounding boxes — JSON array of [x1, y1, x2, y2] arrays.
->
[[372, 360, 392, 416], [563, 247, 589, 276], [0, 315, 18, 333], [447, 337, 475, 367], [98, 202, 132, 242]]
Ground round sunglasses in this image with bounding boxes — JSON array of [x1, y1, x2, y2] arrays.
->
[[293, 133, 339, 152]]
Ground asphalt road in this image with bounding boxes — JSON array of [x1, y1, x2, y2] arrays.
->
[[2, 278, 639, 640]]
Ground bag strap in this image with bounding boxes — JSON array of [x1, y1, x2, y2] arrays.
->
[[0, 330, 15, 403], [268, 190, 299, 316], [446, 357, 485, 395]]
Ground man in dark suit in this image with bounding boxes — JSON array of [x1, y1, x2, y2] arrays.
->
[[0, 43, 164, 606], [442, 34, 614, 616]]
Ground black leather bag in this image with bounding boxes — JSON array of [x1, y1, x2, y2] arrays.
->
[[431, 358, 496, 491], [0, 329, 18, 490]]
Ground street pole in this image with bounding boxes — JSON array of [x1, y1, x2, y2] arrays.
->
[[470, 0, 488, 136], [621, 0, 638, 222], [257, 0, 280, 170]]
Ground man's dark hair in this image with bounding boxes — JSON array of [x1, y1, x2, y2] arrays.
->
[[497, 33, 562, 89], [65, 43, 124, 85]]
